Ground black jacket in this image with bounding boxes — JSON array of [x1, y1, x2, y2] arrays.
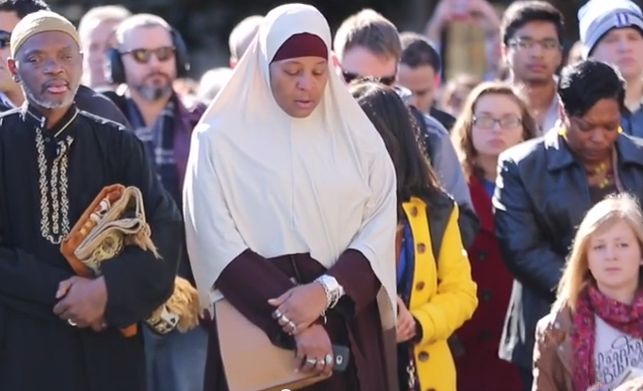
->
[[493, 129, 643, 368]]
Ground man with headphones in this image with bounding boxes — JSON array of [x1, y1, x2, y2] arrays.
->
[[101, 14, 207, 391]]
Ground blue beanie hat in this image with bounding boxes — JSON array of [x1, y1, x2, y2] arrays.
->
[[578, 0, 643, 59]]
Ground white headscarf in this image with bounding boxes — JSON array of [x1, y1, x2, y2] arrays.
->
[[183, 3, 397, 328]]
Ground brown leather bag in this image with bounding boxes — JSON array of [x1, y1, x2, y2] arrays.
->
[[60, 184, 201, 336], [215, 299, 328, 391]]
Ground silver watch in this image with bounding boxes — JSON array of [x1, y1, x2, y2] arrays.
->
[[316, 275, 345, 309]]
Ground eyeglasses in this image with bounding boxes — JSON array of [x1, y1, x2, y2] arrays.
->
[[121, 46, 175, 64], [342, 71, 396, 86], [508, 38, 561, 51], [473, 115, 522, 129], [0, 30, 10, 49]]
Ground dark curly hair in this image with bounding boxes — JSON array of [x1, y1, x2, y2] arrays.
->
[[0, 0, 49, 18], [558, 60, 626, 118]]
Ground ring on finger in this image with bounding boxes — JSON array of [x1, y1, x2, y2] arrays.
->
[[67, 319, 77, 327], [315, 358, 326, 366], [280, 314, 291, 324], [324, 354, 334, 365], [287, 321, 297, 333], [305, 357, 317, 366], [273, 309, 283, 319]]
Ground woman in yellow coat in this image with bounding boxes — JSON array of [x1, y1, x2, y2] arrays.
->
[[350, 80, 479, 391]]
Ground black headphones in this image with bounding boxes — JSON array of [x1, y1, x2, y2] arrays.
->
[[105, 28, 191, 85]]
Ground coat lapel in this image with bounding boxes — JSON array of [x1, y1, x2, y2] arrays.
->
[[553, 307, 574, 377], [468, 175, 493, 234]]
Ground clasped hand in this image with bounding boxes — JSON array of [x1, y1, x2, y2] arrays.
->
[[268, 282, 327, 335], [53, 276, 108, 332], [294, 324, 333, 377], [396, 296, 417, 343]]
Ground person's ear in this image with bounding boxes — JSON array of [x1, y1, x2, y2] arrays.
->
[[7, 58, 18, 82], [500, 43, 508, 62]]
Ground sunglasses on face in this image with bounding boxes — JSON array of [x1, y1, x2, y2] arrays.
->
[[0, 30, 10, 49], [342, 71, 396, 86], [121, 46, 175, 64]]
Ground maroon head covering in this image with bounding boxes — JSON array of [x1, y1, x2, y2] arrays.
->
[[271, 32, 328, 63]]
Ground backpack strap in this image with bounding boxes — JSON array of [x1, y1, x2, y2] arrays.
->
[[426, 193, 453, 266], [425, 195, 466, 357]]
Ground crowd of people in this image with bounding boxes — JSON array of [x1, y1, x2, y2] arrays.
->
[[0, 0, 642, 390]]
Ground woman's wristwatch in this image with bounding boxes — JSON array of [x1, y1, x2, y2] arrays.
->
[[315, 275, 345, 310]]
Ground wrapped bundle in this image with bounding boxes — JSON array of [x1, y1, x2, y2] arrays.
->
[[60, 184, 199, 336]]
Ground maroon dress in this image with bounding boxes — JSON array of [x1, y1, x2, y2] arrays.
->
[[203, 250, 397, 391]]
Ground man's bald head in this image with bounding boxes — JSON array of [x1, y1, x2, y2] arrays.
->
[[78, 5, 131, 87], [228, 14, 263, 66], [115, 13, 171, 50]]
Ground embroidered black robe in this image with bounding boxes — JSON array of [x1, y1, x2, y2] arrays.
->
[[0, 105, 181, 391]]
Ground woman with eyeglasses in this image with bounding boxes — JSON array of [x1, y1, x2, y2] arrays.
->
[[450, 81, 538, 391], [349, 79, 478, 391]]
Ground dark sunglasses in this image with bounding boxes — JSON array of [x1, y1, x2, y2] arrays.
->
[[121, 46, 175, 64], [342, 71, 396, 86], [0, 30, 10, 49]]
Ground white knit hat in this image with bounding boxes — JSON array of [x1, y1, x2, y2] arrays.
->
[[578, 0, 643, 59]]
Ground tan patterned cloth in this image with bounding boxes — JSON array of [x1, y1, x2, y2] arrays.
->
[[10, 10, 80, 58], [61, 184, 200, 336]]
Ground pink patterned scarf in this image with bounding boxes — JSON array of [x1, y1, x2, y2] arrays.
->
[[571, 284, 643, 391]]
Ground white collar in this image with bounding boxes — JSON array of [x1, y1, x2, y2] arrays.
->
[[0, 92, 16, 109]]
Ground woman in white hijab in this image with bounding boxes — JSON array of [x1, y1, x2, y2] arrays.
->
[[183, 3, 398, 391]]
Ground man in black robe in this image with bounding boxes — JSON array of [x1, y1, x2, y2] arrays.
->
[[0, 10, 181, 391]]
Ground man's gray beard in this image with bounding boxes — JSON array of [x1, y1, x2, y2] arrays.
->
[[135, 84, 173, 101], [21, 81, 78, 109]]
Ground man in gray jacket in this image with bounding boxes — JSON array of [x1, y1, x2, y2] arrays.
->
[[333, 9, 479, 245]]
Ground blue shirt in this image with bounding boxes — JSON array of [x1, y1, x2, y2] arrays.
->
[[482, 177, 496, 197], [396, 220, 415, 301]]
